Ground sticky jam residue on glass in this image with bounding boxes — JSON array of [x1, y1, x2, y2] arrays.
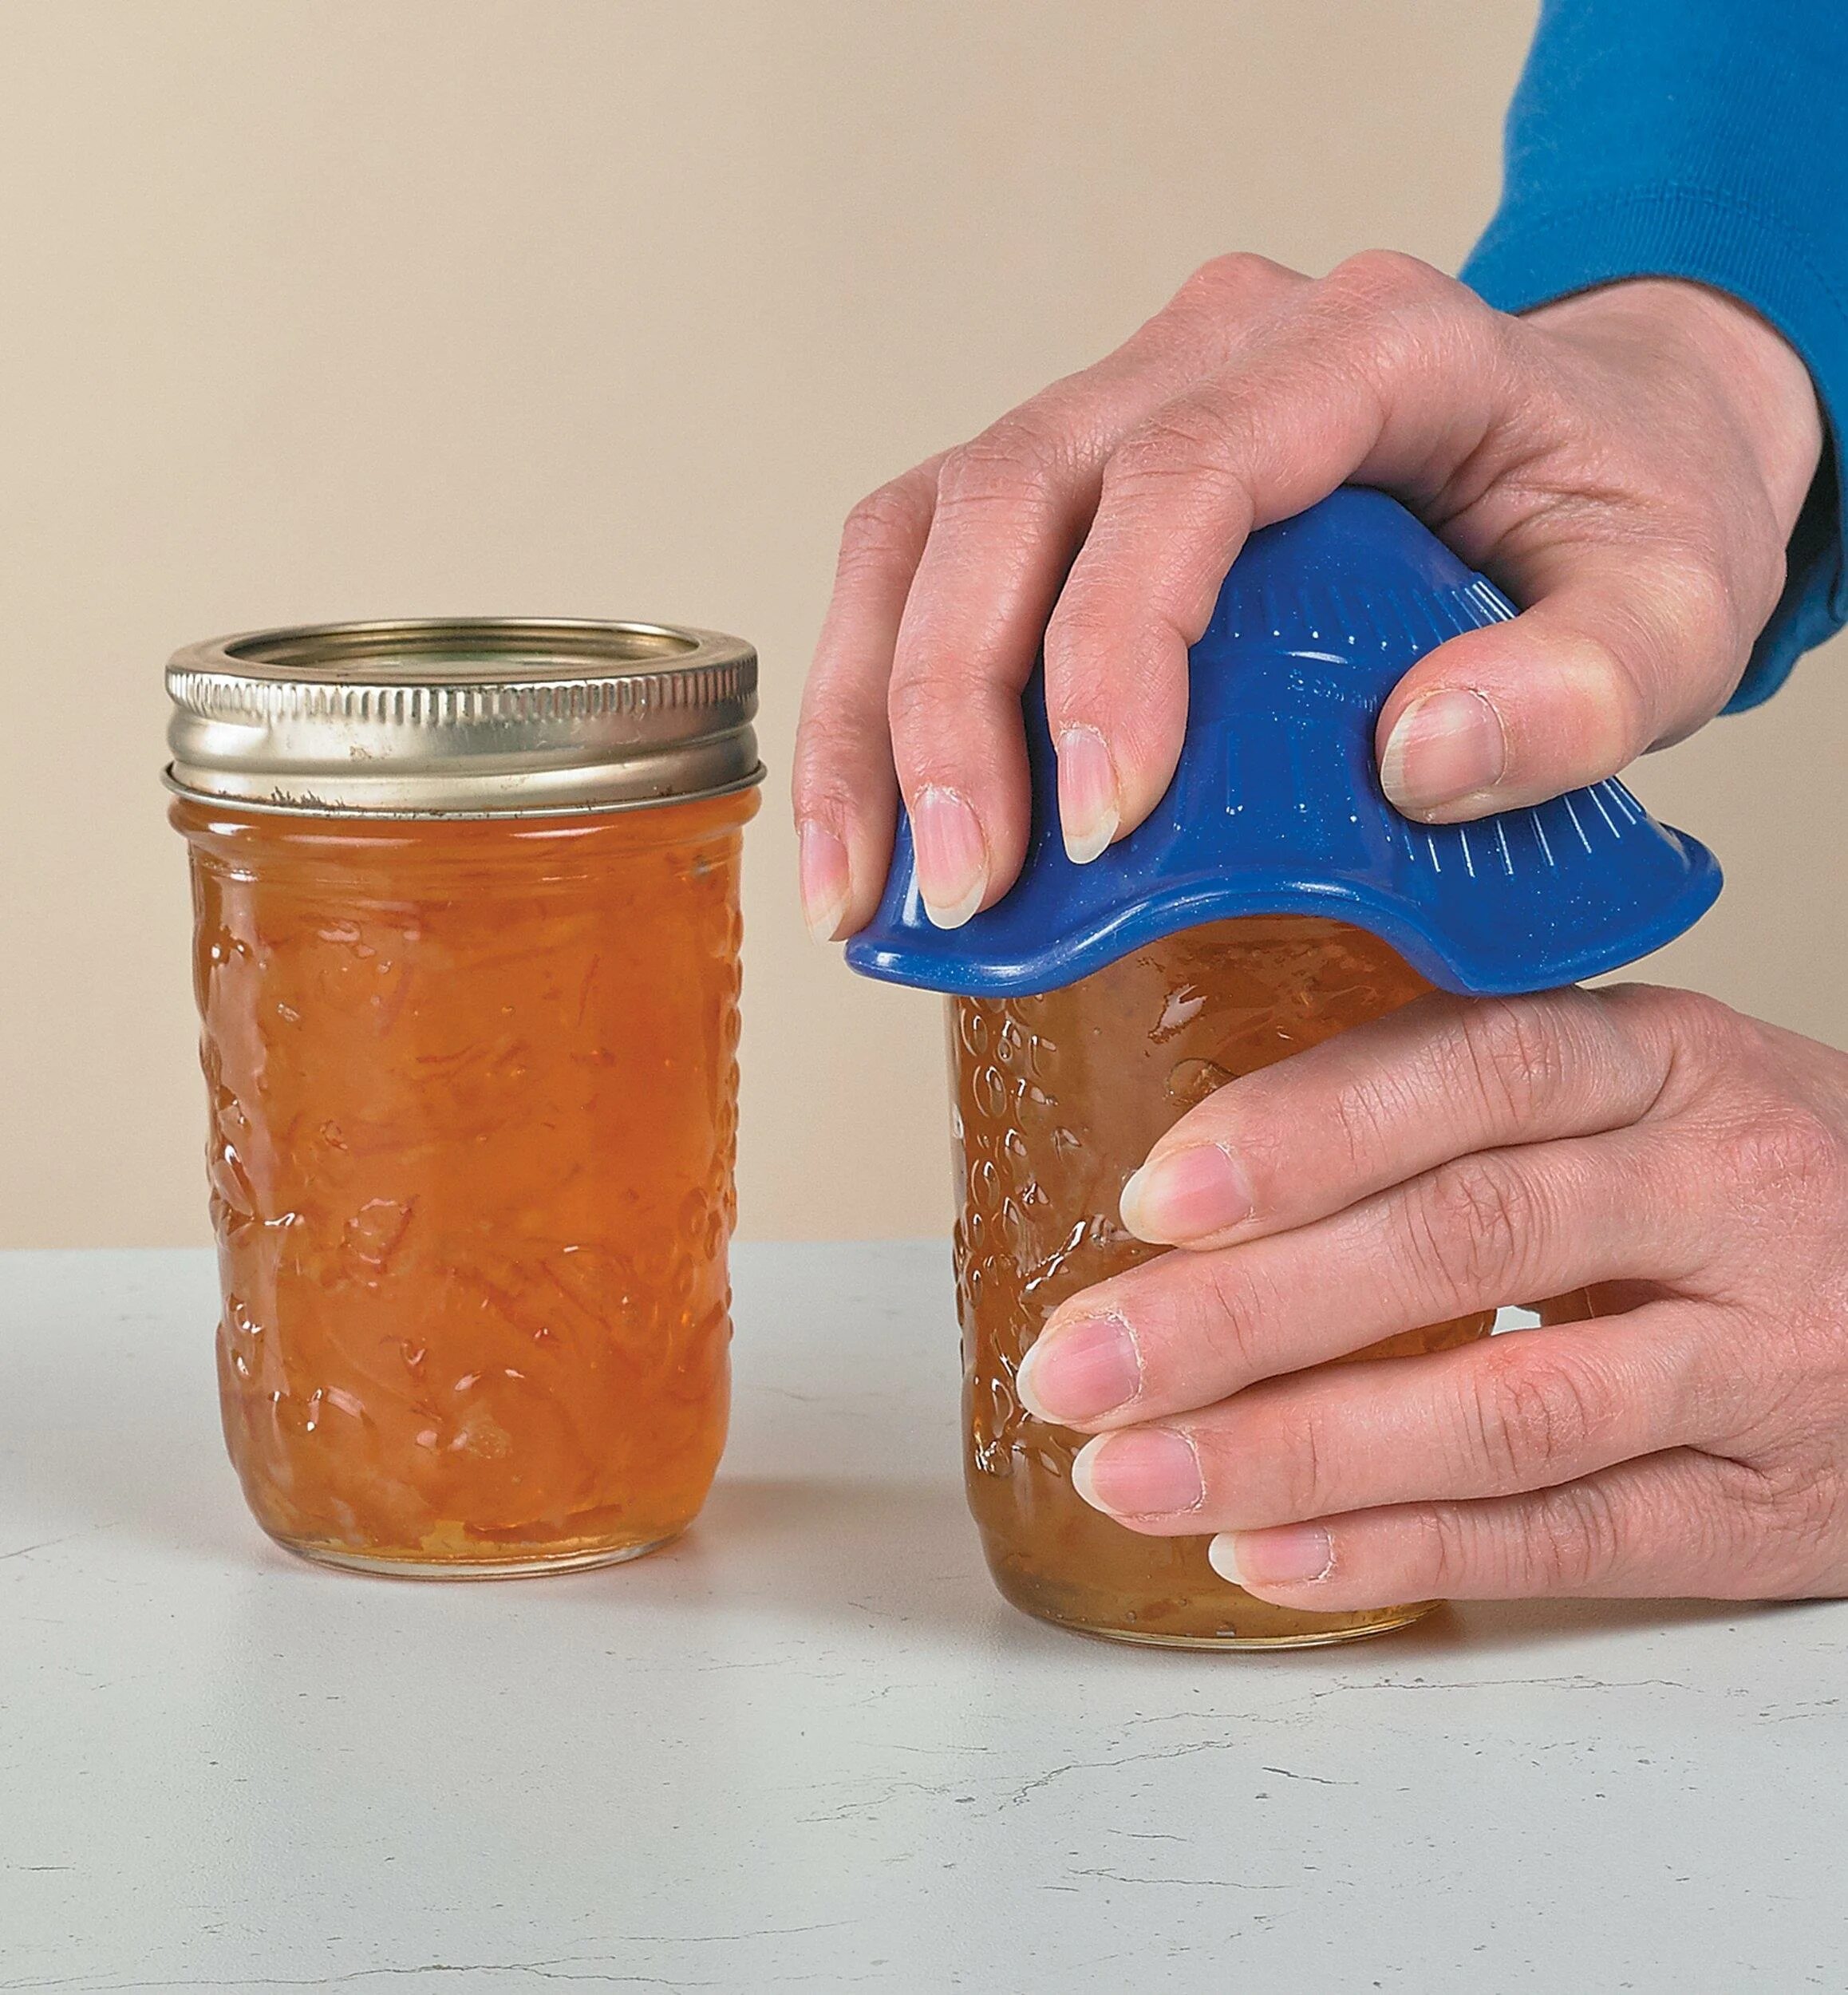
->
[[950, 913, 1495, 1647], [173, 792, 752, 1574]]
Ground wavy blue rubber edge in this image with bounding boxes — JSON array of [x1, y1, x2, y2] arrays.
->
[[844, 828, 1722, 998], [844, 490, 1724, 1000]]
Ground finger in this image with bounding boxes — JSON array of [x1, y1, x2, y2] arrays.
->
[[792, 458, 942, 938], [1045, 251, 1504, 847], [1373, 543, 1752, 822], [1206, 1448, 1775, 1606], [887, 255, 1307, 919], [1017, 1124, 1712, 1431], [1120, 985, 1674, 1251], [1069, 1303, 1708, 1533]]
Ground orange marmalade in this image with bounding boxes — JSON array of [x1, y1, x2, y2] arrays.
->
[[165, 616, 762, 1576], [175, 796, 752, 1574], [951, 913, 1493, 1647]]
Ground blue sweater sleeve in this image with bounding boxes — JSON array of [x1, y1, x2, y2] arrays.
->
[[1459, 0, 1848, 709]]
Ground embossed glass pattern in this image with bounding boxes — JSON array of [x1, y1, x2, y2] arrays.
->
[[173, 792, 752, 1575], [952, 913, 1493, 1647]]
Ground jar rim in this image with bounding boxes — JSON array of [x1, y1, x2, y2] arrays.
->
[[164, 616, 762, 818]]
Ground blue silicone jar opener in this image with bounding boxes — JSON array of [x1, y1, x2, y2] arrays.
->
[[845, 487, 1720, 998]]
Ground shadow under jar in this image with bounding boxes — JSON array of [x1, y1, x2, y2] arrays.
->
[[952, 912, 1494, 1648], [166, 618, 761, 1577]]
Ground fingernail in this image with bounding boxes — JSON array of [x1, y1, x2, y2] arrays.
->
[[1016, 1313, 1140, 1424], [1056, 726, 1120, 864], [1208, 1524, 1333, 1590], [1379, 688, 1507, 816], [912, 786, 989, 928], [797, 821, 851, 942], [1072, 1428, 1203, 1518], [1120, 1144, 1253, 1244]]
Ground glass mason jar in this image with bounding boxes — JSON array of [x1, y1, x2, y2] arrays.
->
[[951, 911, 1494, 1648], [165, 618, 760, 1577]]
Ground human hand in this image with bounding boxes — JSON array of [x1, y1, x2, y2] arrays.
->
[[792, 258, 1820, 937], [1008, 984, 1848, 1608]]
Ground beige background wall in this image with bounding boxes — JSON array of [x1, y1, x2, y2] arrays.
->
[[0, 0, 1841, 1250]]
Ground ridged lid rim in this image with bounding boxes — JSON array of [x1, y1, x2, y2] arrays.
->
[[164, 616, 762, 818]]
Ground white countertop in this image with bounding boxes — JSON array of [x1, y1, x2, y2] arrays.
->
[[2, 1242, 1845, 1993]]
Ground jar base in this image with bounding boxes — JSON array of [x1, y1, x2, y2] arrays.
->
[[272, 1531, 683, 1581], [982, 1557, 1441, 1649], [1028, 1599, 1439, 1650]]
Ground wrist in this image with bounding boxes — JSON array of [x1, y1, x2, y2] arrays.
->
[[1529, 278, 1823, 539]]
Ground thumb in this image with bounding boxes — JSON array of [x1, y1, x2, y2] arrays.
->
[[1373, 548, 1746, 821]]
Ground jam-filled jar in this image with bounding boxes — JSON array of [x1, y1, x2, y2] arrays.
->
[[165, 618, 761, 1576], [952, 914, 1492, 1648], [847, 487, 1723, 1649]]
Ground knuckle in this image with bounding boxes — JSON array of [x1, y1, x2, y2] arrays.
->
[[789, 733, 864, 816], [1173, 250, 1292, 313], [1412, 1152, 1542, 1308], [1453, 994, 1575, 1127], [1114, 396, 1225, 472], [1194, 1253, 1280, 1388], [1262, 1397, 1337, 1522], [1307, 252, 1488, 397], [1461, 1341, 1611, 1489], [1586, 633, 1660, 762], [1321, 247, 1455, 317], [1716, 1102, 1845, 1208], [1039, 624, 1111, 702], [1325, 1066, 1410, 1177], [1040, 588, 1125, 685], [884, 659, 969, 748], [1601, 982, 1744, 1112], [1418, 1504, 1481, 1595], [1743, 1460, 1846, 1592], [839, 478, 930, 566], [1645, 551, 1739, 658], [1422, 1477, 1629, 1597], [1647, 983, 1744, 1064], [1044, 576, 1196, 703], [1597, 559, 1739, 749], [935, 421, 1071, 516], [1107, 398, 1250, 505], [1525, 1480, 1625, 1591]]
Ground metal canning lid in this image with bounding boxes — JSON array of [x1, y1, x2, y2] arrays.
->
[[164, 617, 762, 817]]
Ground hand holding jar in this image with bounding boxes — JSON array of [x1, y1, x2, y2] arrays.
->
[[796, 252, 1848, 1624], [1017, 981, 1848, 1612], [792, 261, 1821, 934]]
